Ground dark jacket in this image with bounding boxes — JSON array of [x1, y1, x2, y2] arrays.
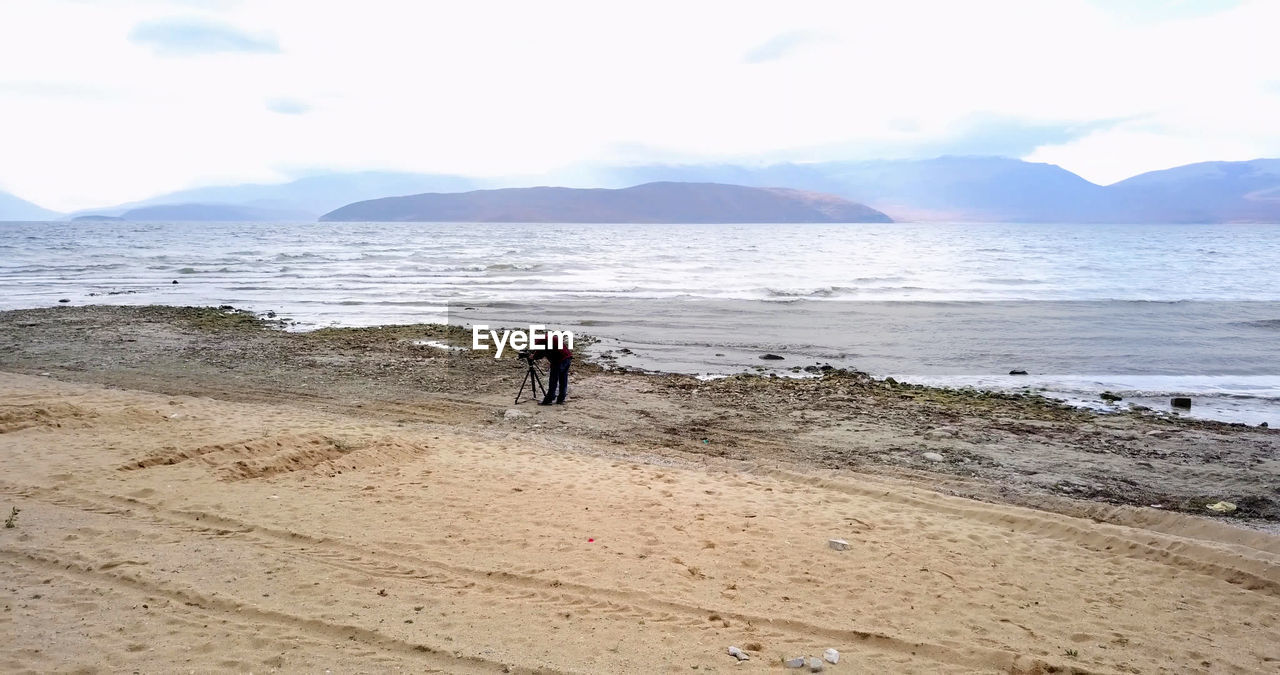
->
[[533, 334, 572, 363]]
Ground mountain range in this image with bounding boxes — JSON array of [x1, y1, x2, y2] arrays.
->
[[3, 157, 1280, 223], [321, 182, 892, 223], [582, 157, 1280, 223], [0, 191, 61, 221]]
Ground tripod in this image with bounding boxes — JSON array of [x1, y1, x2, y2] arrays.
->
[[515, 358, 547, 404]]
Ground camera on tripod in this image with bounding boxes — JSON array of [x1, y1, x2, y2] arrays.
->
[[513, 349, 546, 404]]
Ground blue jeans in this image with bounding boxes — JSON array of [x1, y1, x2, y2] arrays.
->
[[543, 358, 570, 403]]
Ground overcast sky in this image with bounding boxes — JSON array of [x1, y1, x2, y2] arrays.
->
[[2, 0, 1278, 211]]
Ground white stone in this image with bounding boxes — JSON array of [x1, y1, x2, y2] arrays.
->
[[807, 656, 825, 672], [823, 648, 840, 664], [784, 657, 806, 668], [828, 539, 851, 551], [924, 426, 959, 440], [727, 646, 749, 661], [922, 452, 945, 462]]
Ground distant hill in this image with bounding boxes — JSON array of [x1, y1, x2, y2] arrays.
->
[[1106, 159, 1280, 223], [72, 214, 126, 221], [0, 191, 61, 221], [121, 203, 314, 222], [320, 182, 893, 223], [74, 171, 480, 220], [587, 157, 1114, 222]]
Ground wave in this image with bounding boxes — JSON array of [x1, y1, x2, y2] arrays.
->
[[761, 278, 940, 299], [456, 263, 546, 273], [333, 299, 442, 306], [982, 278, 1046, 285], [851, 276, 907, 283], [176, 266, 242, 274], [1235, 318, 1280, 329], [0, 263, 128, 274], [765, 286, 855, 298]]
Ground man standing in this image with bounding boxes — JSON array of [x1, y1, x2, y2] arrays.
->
[[532, 333, 571, 405]]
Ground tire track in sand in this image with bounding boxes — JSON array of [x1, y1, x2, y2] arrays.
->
[[0, 547, 531, 675], [0, 480, 1090, 674]]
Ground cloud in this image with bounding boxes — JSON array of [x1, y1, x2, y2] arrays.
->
[[709, 113, 1133, 166], [1089, 0, 1244, 25], [919, 114, 1133, 158], [128, 17, 279, 56], [4, 0, 1280, 210], [0, 81, 115, 100], [266, 97, 310, 115], [743, 30, 830, 63]]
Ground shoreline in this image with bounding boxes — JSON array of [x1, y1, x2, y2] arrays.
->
[[3, 303, 1276, 524], [8, 285, 1280, 427], [26, 295, 1279, 425]]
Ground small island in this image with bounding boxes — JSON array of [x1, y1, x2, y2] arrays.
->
[[120, 203, 314, 221], [320, 181, 893, 223]]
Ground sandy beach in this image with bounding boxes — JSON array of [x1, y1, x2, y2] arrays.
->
[[2, 306, 1278, 673]]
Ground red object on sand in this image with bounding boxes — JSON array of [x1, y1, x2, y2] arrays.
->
[[588, 538, 594, 542]]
